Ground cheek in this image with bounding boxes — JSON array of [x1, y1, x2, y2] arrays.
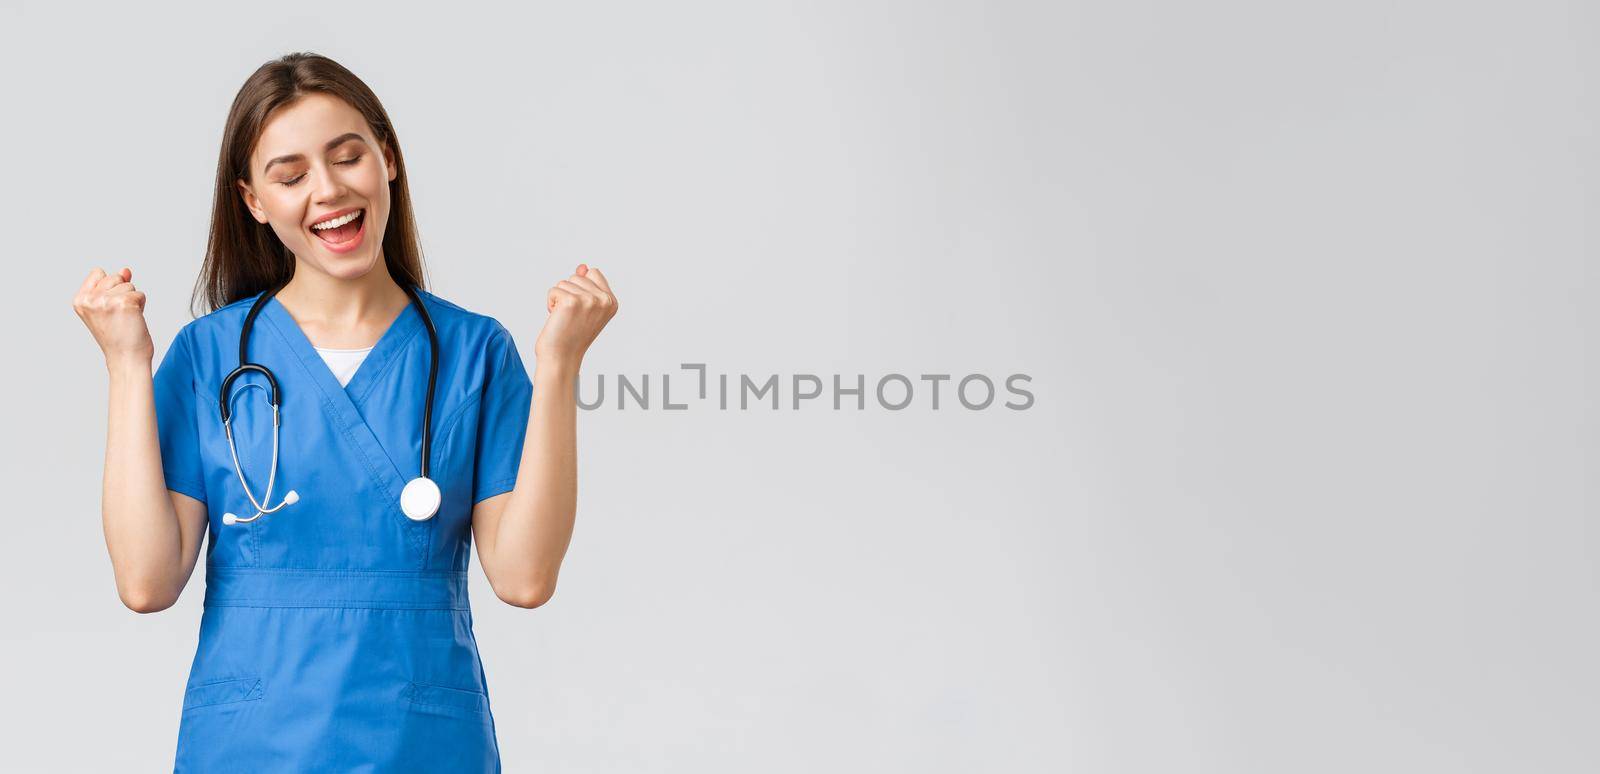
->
[[355, 165, 390, 201], [264, 209, 309, 243], [256, 190, 290, 221], [350, 170, 392, 228]]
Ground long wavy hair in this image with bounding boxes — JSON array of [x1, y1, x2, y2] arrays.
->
[[192, 52, 427, 316]]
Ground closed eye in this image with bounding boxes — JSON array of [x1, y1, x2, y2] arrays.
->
[[277, 155, 364, 187]]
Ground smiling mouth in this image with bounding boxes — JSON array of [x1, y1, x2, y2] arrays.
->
[[310, 209, 366, 245]]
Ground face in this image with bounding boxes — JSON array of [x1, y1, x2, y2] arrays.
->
[[237, 91, 397, 281]]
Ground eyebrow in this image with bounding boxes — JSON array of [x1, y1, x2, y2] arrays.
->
[[261, 132, 369, 176]]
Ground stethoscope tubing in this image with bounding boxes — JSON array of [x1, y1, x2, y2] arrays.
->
[[219, 279, 440, 521], [221, 385, 287, 524], [401, 281, 439, 479]]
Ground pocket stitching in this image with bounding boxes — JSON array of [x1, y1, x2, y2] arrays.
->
[[183, 676, 264, 711], [403, 681, 493, 721]]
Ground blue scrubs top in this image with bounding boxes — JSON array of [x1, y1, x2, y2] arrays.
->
[[152, 287, 533, 772]]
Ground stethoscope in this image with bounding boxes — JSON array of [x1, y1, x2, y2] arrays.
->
[[217, 280, 443, 525]]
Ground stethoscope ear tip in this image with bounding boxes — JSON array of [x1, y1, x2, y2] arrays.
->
[[284, 490, 301, 505], [223, 513, 238, 525]]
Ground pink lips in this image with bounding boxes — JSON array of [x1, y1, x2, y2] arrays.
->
[[310, 210, 366, 254]]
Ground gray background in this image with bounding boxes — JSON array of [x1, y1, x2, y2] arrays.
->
[[2, 0, 1593, 771]]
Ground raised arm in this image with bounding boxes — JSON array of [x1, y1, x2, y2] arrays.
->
[[74, 267, 208, 613], [472, 264, 617, 608]]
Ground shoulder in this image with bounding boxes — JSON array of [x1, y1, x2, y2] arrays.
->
[[414, 288, 519, 353], [174, 293, 258, 345], [414, 288, 506, 331], [167, 294, 260, 375], [414, 290, 531, 400], [171, 287, 522, 376]]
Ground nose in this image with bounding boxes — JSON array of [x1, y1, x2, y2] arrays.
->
[[311, 161, 347, 204]]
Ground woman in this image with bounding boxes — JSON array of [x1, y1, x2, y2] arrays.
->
[[71, 52, 616, 771]]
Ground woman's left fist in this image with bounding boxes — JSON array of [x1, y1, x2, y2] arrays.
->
[[535, 263, 618, 367]]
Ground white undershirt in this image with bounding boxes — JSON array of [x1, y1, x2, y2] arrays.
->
[[312, 345, 374, 387]]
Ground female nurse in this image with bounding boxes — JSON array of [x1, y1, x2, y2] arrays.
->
[[70, 52, 617, 772]]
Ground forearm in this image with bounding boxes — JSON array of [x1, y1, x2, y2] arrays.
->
[[102, 355, 185, 609], [488, 360, 579, 600]]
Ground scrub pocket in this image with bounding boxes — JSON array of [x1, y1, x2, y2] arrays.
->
[[182, 676, 265, 712], [401, 681, 494, 725]]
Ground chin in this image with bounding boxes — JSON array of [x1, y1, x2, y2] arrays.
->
[[321, 255, 384, 281], [289, 235, 386, 280]]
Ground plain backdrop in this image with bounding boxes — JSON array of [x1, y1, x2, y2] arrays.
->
[[1, 1, 1594, 771]]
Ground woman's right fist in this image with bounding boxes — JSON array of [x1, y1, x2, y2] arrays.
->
[[73, 267, 154, 365]]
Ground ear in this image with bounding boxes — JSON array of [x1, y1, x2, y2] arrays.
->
[[383, 142, 397, 183], [236, 179, 269, 224]]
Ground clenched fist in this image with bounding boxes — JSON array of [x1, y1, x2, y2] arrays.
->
[[535, 263, 618, 367], [73, 267, 154, 366]]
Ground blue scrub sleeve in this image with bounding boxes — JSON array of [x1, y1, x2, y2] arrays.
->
[[152, 327, 208, 503], [472, 325, 534, 504]]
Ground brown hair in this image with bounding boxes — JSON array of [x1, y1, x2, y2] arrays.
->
[[192, 51, 427, 316]]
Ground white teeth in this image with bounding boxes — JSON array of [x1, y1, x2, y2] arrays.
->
[[312, 210, 362, 230]]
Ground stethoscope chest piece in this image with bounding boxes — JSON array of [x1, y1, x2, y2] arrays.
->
[[400, 476, 441, 521]]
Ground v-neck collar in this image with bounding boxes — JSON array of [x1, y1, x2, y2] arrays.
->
[[248, 289, 435, 568], [261, 293, 424, 404], [255, 290, 426, 495]]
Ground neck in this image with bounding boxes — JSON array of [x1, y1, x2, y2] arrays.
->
[[275, 257, 410, 330], [272, 255, 414, 349]]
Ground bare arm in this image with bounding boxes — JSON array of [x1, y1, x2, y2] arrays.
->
[[104, 356, 208, 612], [472, 360, 579, 608], [472, 264, 617, 608], [76, 267, 208, 613]]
